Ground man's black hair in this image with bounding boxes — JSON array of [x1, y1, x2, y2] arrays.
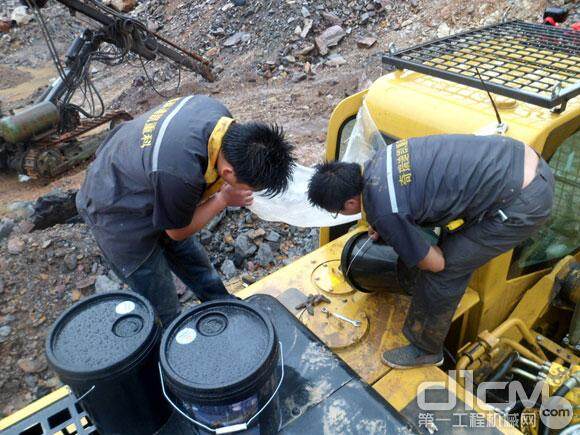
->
[[222, 122, 295, 197], [308, 161, 363, 212]]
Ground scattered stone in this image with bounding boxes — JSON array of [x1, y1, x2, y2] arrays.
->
[[95, 274, 121, 293], [291, 72, 307, 83], [0, 326, 11, 338], [23, 375, 37, 389], [8, 201, 33, 220], [234, 234, 256, 266], [17, 221, 34, 234], [322, 11, 342, 26], [220, 259, 237, 279], [255, 243, 275, 266], [326, 54, 347, 67], [7, 237, 25, 255], [41, 239, 52, 249], [360, 12, 372, 24], [200, 229, 213, 245], [241, 274, 256, 285], [0, 20, 11, 34], [315, 25, 346, 56], [231, 0, 246, 5], [437, 22, 451, 38], [64, 254, 77, 271], [300, 19, 313, 38], [223, 31, 250, 47], [76, 276, 95, 290], [11, 6, 33, 26], [248, 228, 266, 240], [356, 36, 377, 48], [294, 43, 315, 56], [17, 358, 46, 374], [265, 231, 281, 243], [0, 218, 15, 241], [71, 289, 82, 301], [107, 0, 137, 13], [301, 6, 310, 17]]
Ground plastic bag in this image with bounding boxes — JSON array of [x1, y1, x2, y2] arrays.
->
[[249, 100, 385, 227]]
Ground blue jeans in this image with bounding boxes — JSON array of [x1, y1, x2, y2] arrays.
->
[[113, 236, 230, 327]]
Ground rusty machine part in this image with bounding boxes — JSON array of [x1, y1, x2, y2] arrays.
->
[[22, 111, 132, 178], [0, 0, 213, 179]]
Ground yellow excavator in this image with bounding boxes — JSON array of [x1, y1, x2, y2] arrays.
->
[[1, 19, 579, 435]]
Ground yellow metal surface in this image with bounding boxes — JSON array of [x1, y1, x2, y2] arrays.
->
[[310, 260, 354, 295], [238, 230, 480, 384], [373, 366, 521, 434], [0, 386, 70, 431], [325, 66, 579, 344]]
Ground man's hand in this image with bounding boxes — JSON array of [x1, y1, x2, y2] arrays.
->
[[417, 245, 445, 273], [368, 226, 380, 241], [217, 183, 254, 208]]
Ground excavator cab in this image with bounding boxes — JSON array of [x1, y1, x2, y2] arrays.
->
[[1, 20, 579, 435]]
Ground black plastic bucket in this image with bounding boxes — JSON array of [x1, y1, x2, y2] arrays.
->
[[46, 292, 170, 435], [341, 232, 403, 294], [159, 300, 282, 434]]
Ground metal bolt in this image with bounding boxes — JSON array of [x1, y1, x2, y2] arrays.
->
[[536, 335, 543, 342], [563, 336, 570, 344], [575, 344, 580, 351]]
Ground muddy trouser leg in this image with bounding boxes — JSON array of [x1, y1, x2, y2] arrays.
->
[[160, 235, 231, 302], [403, 160, 555, 354], [115, 247, 180, 328]]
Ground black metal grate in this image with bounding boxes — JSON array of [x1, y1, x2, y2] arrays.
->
[[383, 20, 580, 109]]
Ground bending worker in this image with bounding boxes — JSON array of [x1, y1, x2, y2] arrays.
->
[[308, 134, 553, 368], [77, 95, 295, 326]]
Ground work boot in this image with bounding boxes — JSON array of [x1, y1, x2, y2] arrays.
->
[[381, 344, 444, 369]]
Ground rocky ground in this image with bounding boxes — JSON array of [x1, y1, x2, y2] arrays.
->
[[0, 0, 572, 419]]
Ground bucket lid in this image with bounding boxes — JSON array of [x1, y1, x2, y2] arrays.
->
[[46, 292, 158, 380], [160, 300, 278, 403]]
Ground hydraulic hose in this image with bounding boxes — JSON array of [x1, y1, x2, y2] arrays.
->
[[486, 352, 519, 383], [539, 374, 579, 435]]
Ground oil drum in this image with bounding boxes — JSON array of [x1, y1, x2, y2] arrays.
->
[[159, 300, 283, 434], [46, 292, 170, 435]]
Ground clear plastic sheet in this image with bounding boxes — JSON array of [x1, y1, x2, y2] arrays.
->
[[248, 101, 384, 227]]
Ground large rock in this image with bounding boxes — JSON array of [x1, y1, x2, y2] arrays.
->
[[220, 259, 237, 279], [234, 234, 256, 266], [255, 243, 275, 266], [30, 189, 78, 230], [223, 32, 250, 47], [0, 218, 15, 241], [315, 25, 346, 56], [7, 237, 24, 255], [95, 275, 121, 293]]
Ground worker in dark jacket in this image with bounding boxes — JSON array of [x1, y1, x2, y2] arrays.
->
[[307, 135, 553, 368], [77, 95, 295, 326]]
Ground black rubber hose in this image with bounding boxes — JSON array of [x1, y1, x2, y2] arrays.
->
[[540, 375, 579, 435], [485, 352, 519, 383]]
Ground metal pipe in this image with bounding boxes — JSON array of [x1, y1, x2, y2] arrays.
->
[[491, 318, 548, 360], [510, 367, 540, 382], [516, 355, 545, 372], [499, 338, 546, 365]]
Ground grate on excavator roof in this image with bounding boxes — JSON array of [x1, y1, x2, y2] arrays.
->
[[382, 20, 580, 110]]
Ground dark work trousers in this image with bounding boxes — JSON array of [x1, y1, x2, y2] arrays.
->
[[403, 159, 555, 354], [110, 235, 230, 327]]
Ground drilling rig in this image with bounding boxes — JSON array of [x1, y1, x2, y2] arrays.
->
[[0, 0, 213, 178]]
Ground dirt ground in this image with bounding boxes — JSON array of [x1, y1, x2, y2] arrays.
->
[[0, 0, 559, 419]]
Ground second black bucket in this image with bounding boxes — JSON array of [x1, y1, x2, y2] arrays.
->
[[46, 292, 171, 435], [160, 300, 283, 434], [341, 231, 403, 293]]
